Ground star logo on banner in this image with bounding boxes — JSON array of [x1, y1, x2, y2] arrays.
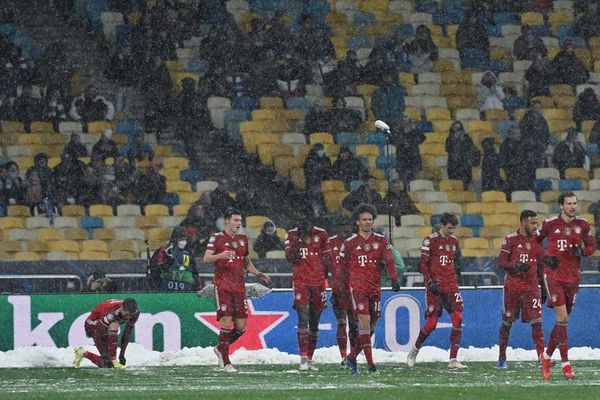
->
[[195, 300, 289, 353]]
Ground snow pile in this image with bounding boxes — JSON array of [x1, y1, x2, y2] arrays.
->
[[2, 345, 600, 368]]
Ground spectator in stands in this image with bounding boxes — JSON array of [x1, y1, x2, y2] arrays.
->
[[207, 178, 237, 221], [102, 170, 126, 207], [277, 52, 308, 99], [244, 18, 269, 65], [133, 161, 166, 206], [43, 87, 68, 132], [1, 161, 25, 205], [12, 85, 43, 133], [588, 199, 600, 244], [342, 175, 384, 212], [393, 116, 426, 189], [553, 128, 586, 178], [0, 46, 33, 99], [53, 152, 85, 206], [150, 29, 177, 60], [180, 201, 214, 256], [63, 133, 88, 159], [589, 121, 600, 148], [512, 25, 547, 61], [25, 153, 53, 201], [335, 50, 362, 97], [303, 98, 362, 136], [309, 54, 336, 92], [121, 132, 155, 165], [91, 129, 119, 161], [477, 71, 505, 115], [406, 25, 438, 74], [24, 169, 43, 211], [519, 101, 550, 167], [106, 43, 137, 114], [382, 179, 419, 227], [525, 54, 554, 98], [574, 3, 600, 44], [481, 137, 503, 191], [143, 54, 172, 137], [249, 48, 280, 98], [69, 85, 115, 131], [265, 10, 293, 57], [0, 90, 12, 120], [174, 77, 210, 161], [500, 125, 534, 193], [34, 43, 72, 92], [456, 11, 489, 61], [333, 145, 365, 189], [551, 39, 589, 87], [236, 183, 268, 218], [296, 14, 334, 62], [254, 220, 284, 259], [573, 88, 600, 130], [502, 87, 527, 120], [113, 155, 136, 201], [445, 121, 481, 189], [78, 165, 103, 207], [304, 143, 332, 217], [363, 47, 398, 87], [371, 73, 406, 129]]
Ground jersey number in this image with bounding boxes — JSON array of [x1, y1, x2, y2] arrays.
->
[[373, 301, 381, 312], [454, 293, 463, 303], [532, 298, 542, 309]]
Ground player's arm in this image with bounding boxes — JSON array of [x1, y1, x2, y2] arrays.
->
[[284, 232, 301, 264], [244, 256, 270, 283], [536, 219, 549, 243], [202, 248, 234, 263], [383, 242, 401, 291], [497, 238, 514, 271], [581, 223, 597, 256], [419, 238, 440, 295], [454, 244, 463, 278], [118, 322, 135, 365]]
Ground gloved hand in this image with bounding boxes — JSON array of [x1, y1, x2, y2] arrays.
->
[[427, 280, 441, 296], [391, 279, 401, 292], [102, 356, 114, 368], [513, 262, 530, 274], [330, 292, 340, 307], [119, 353, 126, 366], [572, 245, 584, 257], [541, 255, 559, 270]]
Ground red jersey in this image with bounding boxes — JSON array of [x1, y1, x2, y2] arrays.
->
[[340, 232, 398, 293], [323, 235, 348, 293], [285, 226, 329, 286], [498, 230, 544, 292], [419, 232, 460, 292], [86, 300, 139, 328], [206, 231, 249, 292], [537, 215, 596, 283]]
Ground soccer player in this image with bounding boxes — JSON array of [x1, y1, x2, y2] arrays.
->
[[341, 203, 401, 374], [323, 223, 357, 368], [497, 210, 545, 369], [203, 208, 270, 373], [285, 216, 329, 371], [73, 298, 139, 369], [407, 212, 465, 369], [537, 192, 596, 380]]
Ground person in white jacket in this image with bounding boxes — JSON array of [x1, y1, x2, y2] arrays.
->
[[69, 85, 115, 128], [477, 71, 505, 114]]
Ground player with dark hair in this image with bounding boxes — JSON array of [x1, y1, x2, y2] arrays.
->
[[407, 212, 466, 369], [341, 203, 401, 374], [538, 192, 596, 380], [203, 208, 270, 372], [74, 298, 139, 369], [285, 215, 329, 371], [323, 223, 356, 367], [497, 210, 545, 369]]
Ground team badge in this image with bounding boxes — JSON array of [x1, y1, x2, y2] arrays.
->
[[575, 227, 581, 234], [313, 235, 320, 243], [526, 242, 531, 250], [445, 244, 451, 252], [296, 293, 302, 300], [240, 240, 245, 247], [364, 243, 371, 252], [565, 227, 571, 236], [231, 241, 239, 249], [551, 294, 558, 303], [423, 239, 430, 246], [428, 305, 434, 312], [505, 311, 512, 318], [358, 303, 365, 311], [209, 236, 216, 243], [373, 242, 379, 250], [220, 304, 227, 311], [452, 245, 456, 251]]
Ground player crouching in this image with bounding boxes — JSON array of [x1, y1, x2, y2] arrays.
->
[[74, 298, 139, 369]]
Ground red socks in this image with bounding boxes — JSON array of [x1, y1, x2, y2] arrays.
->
[[307, 330, 318, 361], [498, 321, 511, 360], [546, 322, 568, 361], [83, 351, 103, 367], [218, 328, 232, 365], [415, 316, 438, 349], [336, 320, 348, 359], [298, 327, 309, 358], [357, 329, 374, 368], [449, 312, 462, 359], [531, 322, 545, 360], [229, 328, 244, 344]]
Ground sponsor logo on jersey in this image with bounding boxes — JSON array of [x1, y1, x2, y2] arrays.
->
[[554, 229, 561, 234], [517, 244, 523, 248], [551, 294, 558, 303], [209, 236, 216, 243], [296, 294, 302, 300], [445, 245, 451, 252]]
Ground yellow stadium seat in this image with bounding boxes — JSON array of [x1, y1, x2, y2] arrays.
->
[[111, 240, 138, 254], [136, 216, 161, 229], [432, 120, 453, 132], [162, 157, 189, 169], [494, 203, 521, 214], [172, 204, 189, 216], [549, 11, 573, 28], [419, 143, 446, 156], [49, 240, 81, 252], [325, 191, 348, 213], [548, 119, 575, 133], [89, 204, 114, 216], [439, 180, 464, 192], [7, 205, 31, 217], [290, 168, 306, 190], [1, 121, 25, 133], [520, 12, 544, 25], [36, 229, 61, 241], [415, 203, 434, 215], [465, 202, 493, 214], [309, 132, 334, 144], [399, 72, 415, 86], [426, 108, 452, 121], [161, 168, 180, 181], [111, 250, 136, 259], [543, 108, 570, 120], [461, 249, 488, 257], [30, 121, 54, 133], [549, 84, 573, 97], [246, 215, 269, 230], [63, 228, 88, 241], [274, 155, 301, 177], [464, 238, 489, 249], [404, 107, 421, 121], [28, 241, 51, 252], [178, 192, 200, 205], [492, 238, 505, 250], [481, 191, 506, 202], [93, 228, 115, 240], [356, 84, 378, 96], [447, 96, 477, 112], [321, 180, 345, 193], [485, 109, 509, 121], [355, 144, 380, 157], [252, 109, 280, 120], [0, 240, 22, 253], [467, 120, 493, 133], [79, 250, 108, 260], [454, 227, 473, 238], [446, 191, 477, 203], [61, 205, 85, 217], [484, 214, 519, 226], [14, 252, 41, 260], [241, 130, 279, 153], [145, 204, 169, 217], [87, 121, 112, 135], [17, 133, 43, 145], [82, 240, 109, 253], [170, 72, 200, 90], [259, 97, 284, 108], [479, 226, 514, 238], [490, 47, 512, 62], [433, 59, 455, 72], [146, 227, 172, 242], [553, 96, 576, 108], [565, 168, 589, 180], [164, 60, 183, 71], [166, 181, 192, 193]]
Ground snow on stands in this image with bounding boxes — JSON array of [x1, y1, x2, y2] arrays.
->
[[2, 345, 600, 368]]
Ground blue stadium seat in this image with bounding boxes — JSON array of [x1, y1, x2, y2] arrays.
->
[[556, 25, 587, 48], [285, 96, 311, 112], [430, 214, 442, 226], [164, 193, 180, 208], [415, 120, 434, 132], [358, 156, 370, 169], [460, 48, 490, 70], [559, 179, 584, 191], [348, 35, 371, 50], [116, 120, 142, 138], [352, 11, 376, 27], [531, 25, 551, 37], [493, 12, 519, 26], [365, 132, 388, 146], [496, 120, 514, 137], [115, 24, 132, 46], [0, 23, 21, 41], [461, 214, 484, 228], [224, 109, 251, 144], [305, 0, 330, 21], [350, 180, 364, 192], [587, 144, 599, 157], [232, 95, 259, 111], [336, 132, 361, 146], [180, 169, 205, 188], [186, 60, 209, 75], [376, 155, 398, 170], [533, 179, 553, 194], [443, 1, 466, 24], [80, 216, 104, 238], [484, 24, 501, 37], [393, 24, 415, 38], [416, 0, 437, 13]]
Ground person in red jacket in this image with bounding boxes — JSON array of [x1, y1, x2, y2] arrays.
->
[[538, 192, 596, 380], [285, 216, 329, 371], [74, 298, 139, 369]]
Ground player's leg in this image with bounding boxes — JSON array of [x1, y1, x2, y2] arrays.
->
[[541, 277, 569, 379], [407, 287, 441, 367], [557, 284, 578, 379], [521, 290, 545, 362], [230, 294, 248, 345], [498, 289, 518, 368], [296, 304, 311, 370], [81, 321, 104, 367], [333, 303, 348, 363], [447, 292, 466, 369], [306, 286, 327, 368], [346, 289, 371, 374], [214, 287, 236, 370], [106, 321, 125, 368]]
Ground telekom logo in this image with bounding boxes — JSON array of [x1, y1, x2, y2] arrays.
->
[[439, 255, 449, 266], [557, 239, 568, 252], [358, 255, 368, 267], [519, 253, 529, 263], [299, 248, 309, 259]]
